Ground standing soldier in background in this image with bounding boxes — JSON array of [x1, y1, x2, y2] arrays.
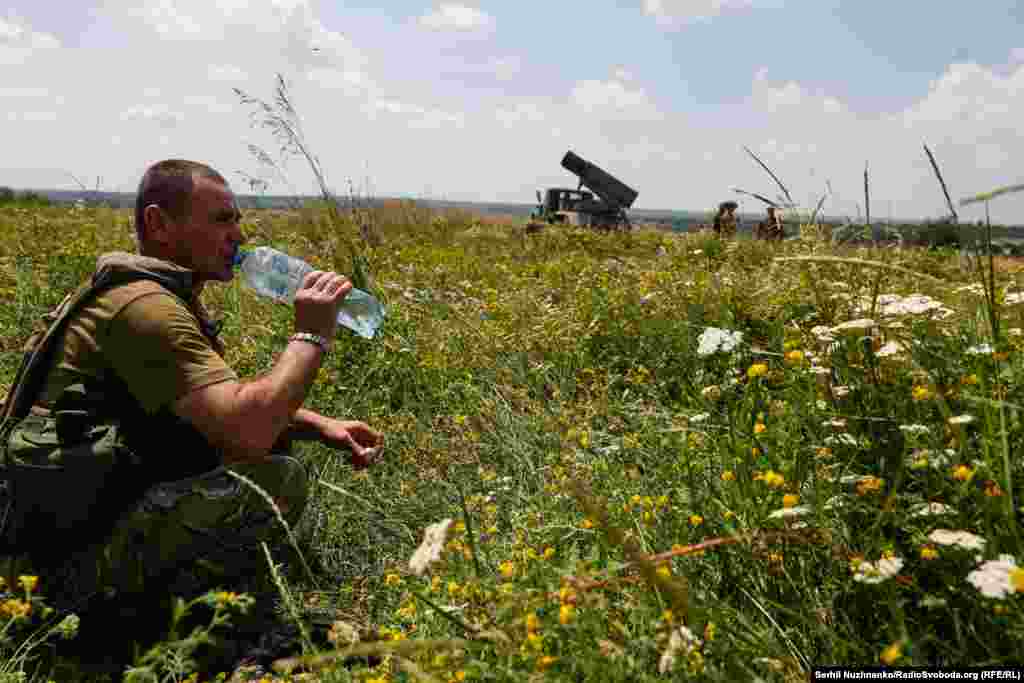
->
[[712, 201, 739, 238], [755, 206, 785, 241]]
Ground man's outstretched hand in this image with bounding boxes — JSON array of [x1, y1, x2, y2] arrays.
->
[[317, 418, 384, 469]]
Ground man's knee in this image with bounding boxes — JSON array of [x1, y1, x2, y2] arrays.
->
[[228, 455, 310, 527]]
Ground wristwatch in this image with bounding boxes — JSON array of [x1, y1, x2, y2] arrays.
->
[[290, 332, 331, 353]]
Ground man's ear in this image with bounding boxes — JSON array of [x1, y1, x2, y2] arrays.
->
[[142, 204, 172, 247]]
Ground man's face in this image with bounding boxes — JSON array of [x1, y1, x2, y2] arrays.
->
[[165, 176, 245, 284]]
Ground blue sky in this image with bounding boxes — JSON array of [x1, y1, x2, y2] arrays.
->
[[2, 1, 1022, 222]]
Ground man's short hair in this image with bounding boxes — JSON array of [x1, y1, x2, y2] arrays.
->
[[134, 159, 227, 249]]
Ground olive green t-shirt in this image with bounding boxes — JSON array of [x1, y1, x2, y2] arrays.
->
[[39, 280, 237, 415]]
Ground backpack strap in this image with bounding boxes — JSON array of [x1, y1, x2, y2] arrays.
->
[[0, 268, 194, 448]]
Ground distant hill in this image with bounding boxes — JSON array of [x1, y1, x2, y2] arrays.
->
[[11, 188, 1024, 237]]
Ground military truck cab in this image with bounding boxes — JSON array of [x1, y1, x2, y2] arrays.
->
[[529, 151, 638, 231]]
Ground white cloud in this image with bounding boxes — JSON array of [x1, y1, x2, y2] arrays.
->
[[371, 98, 465, 130], [208, 64, 248, 81], [121, 104, 185, 128], [735, 61, 1024, 221], [496, 101, 548, 127], [419, 4, 494, 32], [0, 13, 60, 65], [642, 0, 765, 27], [490, 56, 521, 81], [612, 66, 635, 83], [182, 94, 235, 114], [0, 13, 60, 48], [7, 110, 58, 123], [571, 78, 662, 121], [0, 86, 49, 98]]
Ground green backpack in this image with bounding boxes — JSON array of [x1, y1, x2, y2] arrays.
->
[[0, 254, 212, 555]]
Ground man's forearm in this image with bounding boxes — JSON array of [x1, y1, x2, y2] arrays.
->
[[288, 407, 329, 442]]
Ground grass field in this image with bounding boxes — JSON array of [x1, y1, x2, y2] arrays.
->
[[2, 200, 1024, 681]]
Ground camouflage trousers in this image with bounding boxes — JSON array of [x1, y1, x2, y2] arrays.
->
[[28, 454, 310, 612]]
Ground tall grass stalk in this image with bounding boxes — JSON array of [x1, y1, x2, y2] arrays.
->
[[226, 470, 318, 588], [234, 74, 373, 292]]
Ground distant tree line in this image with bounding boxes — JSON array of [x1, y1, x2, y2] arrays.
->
[[0, 186, 52, 207]]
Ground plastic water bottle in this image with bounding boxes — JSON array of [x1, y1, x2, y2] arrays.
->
[[233, 246, 385, 339]]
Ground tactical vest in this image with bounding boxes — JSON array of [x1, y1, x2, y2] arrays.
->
[[0, 253, 226, 557]]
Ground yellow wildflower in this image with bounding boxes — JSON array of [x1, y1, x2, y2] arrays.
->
[[384, 573, 403, 587], [536, 655, 559, 671], [962, 374, 980, 386], [721, 470, 736, 482], [952, 465, 975, 482], [450, 672, 466, 683], [784, 350, 805, 365], [447, 581, 460, 597], [431, 576, 442, 593], [722, 510, 736, 521], [880, 641, 903, 665], [782, 494, 799, 508], [912, 385, 933, 401], [580, 518, 595, 530], [754, 422, 767, 435], [856, 476, 884, 496], [662, 609, 674, 622], [747, 363, 769, 379], [559, 604, 575, 625], [656, 564, 672, 579], [689, 514, 703, 526], [1011, 567, 1024, 593], [499, 561, 515, 579], [526, 613, 540, 633], [0, 599, 31, 619], [755, 470, 786, 489], [559, 586, 577, 604], [17, 576, 38, 594], [920, 545, 939, 561], [542, 547, 555, 560]]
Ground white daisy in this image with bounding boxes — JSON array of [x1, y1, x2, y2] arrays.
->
[[697, 327, 743, 356], [909, 502, 955, 518], [928, 529, 987, 552], [966, 343, 994, 355], [853, 557, 904, 584], [967, 555, 1019, 599]]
